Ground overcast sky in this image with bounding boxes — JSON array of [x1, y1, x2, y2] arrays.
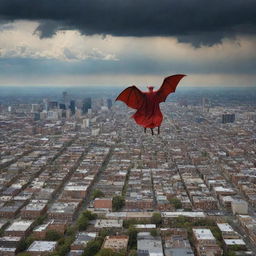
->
[[0, 0, 255, 88]]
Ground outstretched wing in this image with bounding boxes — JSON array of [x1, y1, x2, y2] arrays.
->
[[156, 74, 186, 103], [116, 86, 145, 110]]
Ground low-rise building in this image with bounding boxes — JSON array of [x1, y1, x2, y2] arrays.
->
[[95, 219, 123, 229], [102, 235, 129, 252], [71, 232, 97, 250], [137, 232, 164, 256], [5, 220, 34, 237], [21, 200, 48, 219], [94, 198, 112, 211], [27, 241, 57, 256], [231, 199, 248, 215], [193, 228, 222, 256], [48, 201, 80, 222]]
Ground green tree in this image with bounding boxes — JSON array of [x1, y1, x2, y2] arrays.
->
[[150, 229, 158, 237], [169, 198, 182, 209], [45, 230, 62, 241], [65, 225, 77, 236], [129, 250, 137, 256], [151, 213, 162, 225], [33, 215, 47, 227], [82, 210, 97, 220], [16, 235, 35, 253], [96, 248, 118, 256], [82, 238, 103, 256], [16, 253, 31, 256], [112, 196, 125, 211], [225, 251, 236, 256], [123, 219, 138, 229], [127, 227, 138, 249], [99, 228, 115, 238], [92, 189, 105, 199], [78, 216, 89, 231]]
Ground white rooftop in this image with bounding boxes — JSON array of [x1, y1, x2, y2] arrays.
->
[[217, 223, 234, 232], [224, 239, 246, 246], [193, 228, 215, 240], [27, 241, 57, 252], [95, 219, 123, 228], [6, 220, 33, 232], [162, 212, 205, 218]]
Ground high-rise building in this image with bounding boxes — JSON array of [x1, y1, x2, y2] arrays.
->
[[222, 114, 235, 124], [31, 104, 40, 113], [70, 100, 76, 115], [63, 91, 68, 108], [82, 98, 92, 114], [59, 103, 66, 110], [202, 97, 210, 112], [43, 99, 48, 111], [107, 99, 112, 109]]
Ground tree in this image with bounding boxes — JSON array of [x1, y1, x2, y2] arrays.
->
[[127, 227, 138, 249], [82, 210, 97, 220], [16, 239, 28, 253], [129, 250, 137, 256], [169, 198, 182, 209], [225, 251, 236, 256], [65, 225, 77, 236], [77, 215, 89, 231], [112, 196, 125, 211], [150, 229, 158, 237], [45, 230, 62, 241], [92, 189, 105, 199], [82, 238, 103, 256], [151, 213, 162, 225], [96, 248, 118, 256], [99, 228, 115, 238], [16, 253, 31, 256], [16, 235, 35, 253]]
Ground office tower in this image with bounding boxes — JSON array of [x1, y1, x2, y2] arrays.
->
[[222, 114, 235, 124], [43, 99, 48, 111], [31, 104, 40, 113], [107, 98, 112, 109], [82, 98, 92, 114], [63, 91, 68, 108], [70, 100, 76, 115], [202, 97, 210, 112], [59, 103, 66, 110]]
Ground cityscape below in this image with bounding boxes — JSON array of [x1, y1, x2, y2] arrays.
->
[[0, 86, 256, 256]]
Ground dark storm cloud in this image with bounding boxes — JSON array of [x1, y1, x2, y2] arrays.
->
[[0, 0, 256, 46]]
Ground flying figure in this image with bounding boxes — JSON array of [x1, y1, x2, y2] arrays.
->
[[116, 74, 186, 135]]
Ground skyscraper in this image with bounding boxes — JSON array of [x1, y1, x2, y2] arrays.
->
[[107, 98, 112, 109], [63, 91, 68, 108], [70, 100, 76, 115], [82, 98, 92, 114]]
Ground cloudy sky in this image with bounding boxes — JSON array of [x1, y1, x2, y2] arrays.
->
[[0, 0, 255, 88]]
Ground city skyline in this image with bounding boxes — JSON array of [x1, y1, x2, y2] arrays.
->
[[0, 91, 256, 255]]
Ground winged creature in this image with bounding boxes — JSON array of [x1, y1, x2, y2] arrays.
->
[[116, 74, 186, 135]]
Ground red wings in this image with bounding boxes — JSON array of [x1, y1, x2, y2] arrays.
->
[[115, 85, 145, 110], [156, 74, 186, 103]]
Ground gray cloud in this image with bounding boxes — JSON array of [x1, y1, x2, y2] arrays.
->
[[0, 0, 256, 46]]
